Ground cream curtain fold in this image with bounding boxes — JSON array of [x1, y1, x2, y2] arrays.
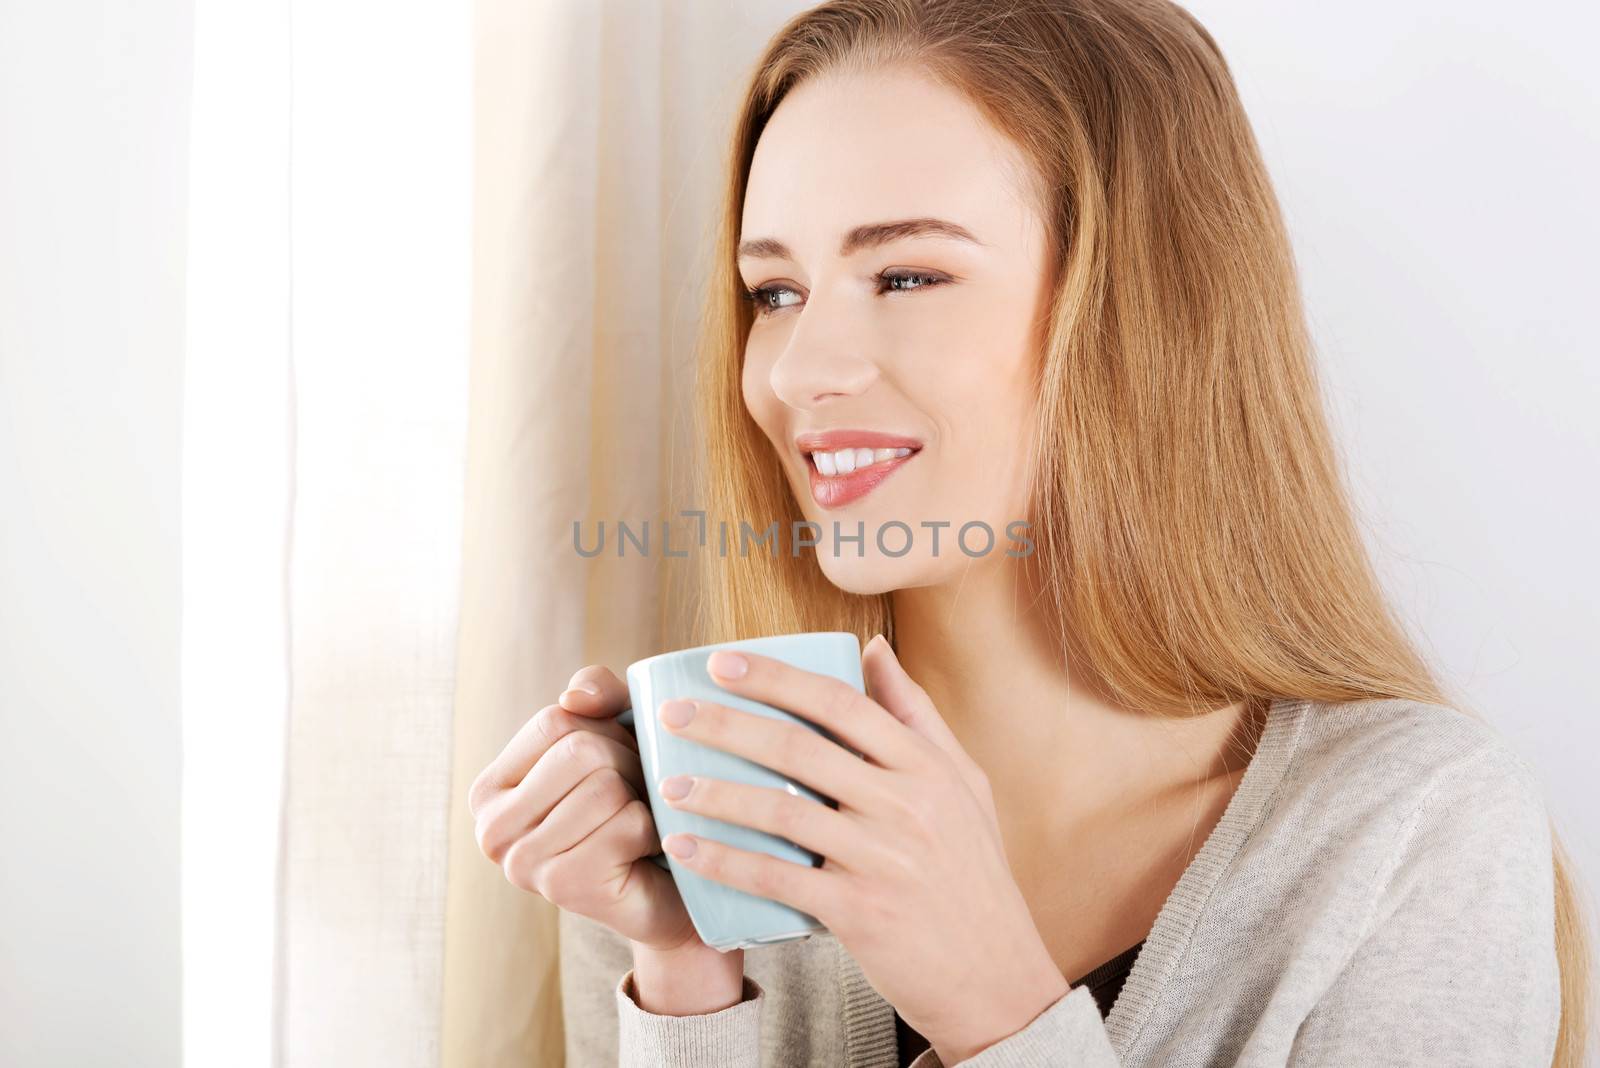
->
[[442, 2, 808, 1065]]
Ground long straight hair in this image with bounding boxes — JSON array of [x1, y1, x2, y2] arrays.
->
[[684, 2, 1591, 1060]]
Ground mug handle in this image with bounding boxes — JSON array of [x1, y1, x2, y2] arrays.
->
[[616, 706, 673, 871]]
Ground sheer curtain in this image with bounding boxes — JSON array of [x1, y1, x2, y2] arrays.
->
[[182, 1, 470, 1065], [183, 1, 804, 1065], [443, 3, 809, 1064]]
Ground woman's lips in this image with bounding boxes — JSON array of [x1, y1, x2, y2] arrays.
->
[[805, 447, 919, 509]]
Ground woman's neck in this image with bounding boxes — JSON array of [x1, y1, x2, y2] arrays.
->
[[888, 558, 1260, 829]]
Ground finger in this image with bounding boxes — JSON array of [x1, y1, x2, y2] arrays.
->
[[704, 648, 919, 771], [522, 778, 655, 870], [468, 702, 638, 812], [559, 664, 630, 718], [502, 794, 634, 896], [656, 697, 898, 817], [551, 800, 697, 950], [658, 773, 872, 874], [861, 634, 962, 763], [475, 731, 644, 862], [503, 795, 672, 926], [660, 829, 835, 924]]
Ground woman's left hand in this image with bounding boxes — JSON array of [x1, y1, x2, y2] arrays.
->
[[653, 634, 1072, 1065]]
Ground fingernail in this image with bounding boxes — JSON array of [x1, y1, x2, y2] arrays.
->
[[665, 834, 697, 858], [707, 650, 748, 679], [561, 684, 599, 706], [660, 699, 696, 728], [661, 775, 693, 799]]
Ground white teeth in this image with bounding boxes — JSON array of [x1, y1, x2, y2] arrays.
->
[[810, 446, 916, 476]]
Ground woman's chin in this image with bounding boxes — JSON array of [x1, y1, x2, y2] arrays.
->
[[814, 551, 928, 595]]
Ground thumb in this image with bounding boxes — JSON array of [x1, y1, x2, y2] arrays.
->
[[862, 634, 969, 764], [559, 664, 630, 720]]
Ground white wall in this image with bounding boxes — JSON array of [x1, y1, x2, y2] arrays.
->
[[1184, 0, 1600, 914], [0, 1, 190, 1064]]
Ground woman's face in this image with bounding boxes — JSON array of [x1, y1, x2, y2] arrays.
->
[[739, 65, 1055, 595]]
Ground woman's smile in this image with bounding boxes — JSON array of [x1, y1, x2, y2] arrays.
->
[[795, 427, 923, 509]]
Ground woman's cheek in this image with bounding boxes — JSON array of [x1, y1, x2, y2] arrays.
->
[[740, 351, 777, 433]]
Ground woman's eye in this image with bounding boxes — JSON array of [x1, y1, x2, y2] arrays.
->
[[741, 284, 803, 316], [740, 270, 949, 318], [878, 269, 948, 294]]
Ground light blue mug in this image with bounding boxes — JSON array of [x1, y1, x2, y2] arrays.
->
[[615, 630, 865, 951]]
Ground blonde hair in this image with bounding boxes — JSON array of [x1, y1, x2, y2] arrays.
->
[[683, 1, 1592, 1060]]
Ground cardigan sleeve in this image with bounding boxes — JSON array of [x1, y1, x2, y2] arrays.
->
[[613, 967, 765, 1067], [1288, 744, 1562, 1065], [904, 983, 1120, 1068]]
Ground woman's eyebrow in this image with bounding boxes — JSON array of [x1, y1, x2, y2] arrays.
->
[[737, 217, 983, 262]]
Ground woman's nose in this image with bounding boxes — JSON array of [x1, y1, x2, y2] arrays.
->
[[767, 317, 881, 410]]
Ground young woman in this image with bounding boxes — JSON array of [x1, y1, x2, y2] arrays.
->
[[468, 1, 1591, 1064]]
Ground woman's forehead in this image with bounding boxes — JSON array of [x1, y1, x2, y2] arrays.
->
[[741, 68, 1039, 254]]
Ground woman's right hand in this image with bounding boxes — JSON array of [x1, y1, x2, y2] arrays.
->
[[467, 665, 711, 955]]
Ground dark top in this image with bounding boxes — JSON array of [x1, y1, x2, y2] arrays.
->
[[894, 939, 1145, 1066]]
